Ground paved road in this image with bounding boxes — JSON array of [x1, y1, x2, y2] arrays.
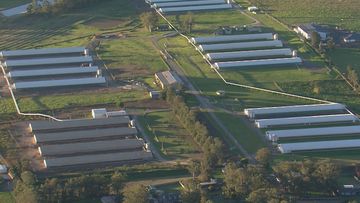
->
[[151, 35, 255, 162]]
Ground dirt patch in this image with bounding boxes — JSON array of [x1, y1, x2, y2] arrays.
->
[[126, 99, 169, 109], [84, 18, 129, 29]]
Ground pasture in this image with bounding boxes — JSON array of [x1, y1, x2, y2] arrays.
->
[[138, 111, 199, 159], [248, 0, 360, 32]]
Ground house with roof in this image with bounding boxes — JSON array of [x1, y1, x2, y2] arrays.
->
[[294, 23, 330, 41], [344, 33, 360, 44], [154, 71, 182, 89]]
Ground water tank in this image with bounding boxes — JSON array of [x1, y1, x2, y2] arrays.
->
[[84, 49, 89, 56], [273, 33, 279, 40], [292, 50, 298, 57]]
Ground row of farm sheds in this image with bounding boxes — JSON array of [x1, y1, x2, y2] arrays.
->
[[190, 33, 302, 70], [146, 0, 233, 14], [244, 103, 360, 154], [28, 113, 153, 170], [0, 47, 106, 91]]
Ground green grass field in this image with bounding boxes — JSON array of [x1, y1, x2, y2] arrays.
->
[[249, 0, 360, 32], [0, 192, 15, 203], [138, 111, 199, 159]]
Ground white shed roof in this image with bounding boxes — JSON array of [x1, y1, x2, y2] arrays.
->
[[3, 56, 93, 68], [153, 0, 225, 8], [213, 57, 302, 69], [0, 47, 85, 58], [148, 0, 195, 3], [8, 66, 98, 78], [198, 40, 283, 52], [278, 139, 360, 153], [12, 77, 106, 89], [255, 114, 358, 128], [159, 3, 232, 13], [44, 150, 153, 168], [266, 125, 360, 141], [191, 33, 274, 44], [244, 103, 346, 118], [206, 48, 292, 61]]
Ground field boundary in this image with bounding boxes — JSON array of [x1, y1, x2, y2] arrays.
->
[[0, 64, 62, 121], [154, 8, 333, 105]]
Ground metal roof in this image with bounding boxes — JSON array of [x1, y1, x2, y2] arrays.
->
[[191, 33, 274, 44], [255, 114, 358, 128], [198, 40, 283, 52], [34, 127, 137, 144], [3, 56, 93, 68], [153, 0, 225, 8], [266, 125, 360, 141], [159, 3, 232, 13], [12, 77, 106, 89], [278, 139, 360, 153], [8, 66, 98, 78], [206, 48, 292, 61], [155, 71, 182, 86], [244, 103, 345, 119], [44, 150, 153, 168], [30, 117, 130, 133], [0, 47, 85, 58], [39, 139, 145, 156], [148, 0, 195, 3], [213, 57, 302, 69]]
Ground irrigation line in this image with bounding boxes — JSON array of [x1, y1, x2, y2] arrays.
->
[[155, 9, 333, 104], [0, 64, 62, 121]]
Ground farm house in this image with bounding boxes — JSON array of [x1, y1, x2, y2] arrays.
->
[[0, 46, 87, 59], [7, 66, 99, 78], [2, 56, 93, 68]]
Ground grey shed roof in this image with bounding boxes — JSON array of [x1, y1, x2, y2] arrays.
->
[[155, 71, 182, 86], [0, 47, 85, 58], [3, 56, 93, 68], [44, 150, 153, 168], [34, 127, 137, 144], [30, 117, 130, 133], [159, 4, 232, 13], [12, 77, 106, 89], [153, 0, 226, 8], [191, 33, 274, 44], [39, 139, 145, 156], [8, 66, 98, 78]]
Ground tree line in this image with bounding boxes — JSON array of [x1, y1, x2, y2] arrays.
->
[[164, 88, 224, 172]]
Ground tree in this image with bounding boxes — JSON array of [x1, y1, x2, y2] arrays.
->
[[311, 31, 321, 49], [327, 38, 335, 50], [122, 184, 149, 203], [347, 65, 359, 89], [188, 160, 200, 180], [110, 171, 126, 195], [139, 12, 158, 32], [255, 148, 271, 167], [180, 180, 201, 203], [13, 171, 40, 203], [246, 188, 281, 203], [181, 12, 194, 33]]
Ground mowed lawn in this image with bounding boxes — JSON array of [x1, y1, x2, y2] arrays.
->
[[138, 111, 199, 159], [0, 192, 15, 203]]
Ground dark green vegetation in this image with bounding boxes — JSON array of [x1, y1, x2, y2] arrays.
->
[[0, 0, 28, 9]]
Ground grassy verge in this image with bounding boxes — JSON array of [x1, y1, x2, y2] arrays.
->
[[138, 111, 199, 160]]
